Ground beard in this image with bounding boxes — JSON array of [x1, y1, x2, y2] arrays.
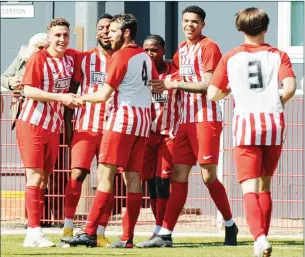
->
[[111, 35, 124, 51], [97, 39, 112, 50]]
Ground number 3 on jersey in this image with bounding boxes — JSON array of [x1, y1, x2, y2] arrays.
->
[[248, 60, 264, 90], [142, 61, 148, 86]]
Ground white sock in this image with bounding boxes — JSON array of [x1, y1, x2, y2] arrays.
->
[[256, 234, 268, 244], [27, 227, 43, 237], [64, 218, 73, 229], [97, 225, 105, 236], [158, 227, 172, 236], [153, 225, 161, 235], [224, 218, 235, 227]]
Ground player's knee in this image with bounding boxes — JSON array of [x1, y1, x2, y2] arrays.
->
[[71, 168, 88, 182], [26, 168, 43, 186], [156, 177, 170, 199], [200, 164, 217, 184], [259, 176, 272, 192], [147, 178, 157, 199], [124, 171, 142, 193]]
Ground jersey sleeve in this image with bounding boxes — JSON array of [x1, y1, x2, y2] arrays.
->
[[209, 55, 228, 92], [106, 52, 127, 90], [278, 52, 295, 81], [201, 41, 222, 73], [21, 52, 44, 88], [72, 52, 84, 83]]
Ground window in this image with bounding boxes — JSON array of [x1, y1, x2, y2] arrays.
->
[[278, 1, 304, 63]]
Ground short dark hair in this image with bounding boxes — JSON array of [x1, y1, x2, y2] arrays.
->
[[97, 13, 113, 24], [47, 18, 70, 31], [235, 7, 270, 36], [182, 5, 206, 22], [112, 13, 137, 40], [144, 34, 165, 49]]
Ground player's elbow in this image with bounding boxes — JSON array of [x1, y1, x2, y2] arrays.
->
[[282, 77, 297, 96], [207, 85, 219, 101]]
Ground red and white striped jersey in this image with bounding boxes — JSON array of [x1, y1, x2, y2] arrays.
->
[[210, 43, 295, 146], [173, 36, 222, 124], [73, 48, 111, 133], [105, 44, 159, 137], [151, 63, 180, 138], [19, 48, 77, 134]]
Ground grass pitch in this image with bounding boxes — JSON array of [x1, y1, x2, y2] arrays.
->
[[1, 235, 303, 257]]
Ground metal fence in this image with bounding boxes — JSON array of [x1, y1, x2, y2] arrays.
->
[[1, 91, 303, 235]]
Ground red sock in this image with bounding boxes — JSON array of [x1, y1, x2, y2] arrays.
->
[[25, 186, 41, 228], [259, 191, 272, 235], [64, 179, 82, 219], [162, 181, 188, 231], [121, 193, 142, 241], [98, 195, 114, 227], [206, 178, 232, 221], [39, 189, 45, 219], [156, 198, 169, 227], [84, 191, 113, 236], [243, 193, 265, 240], [150, 198, 157, 219]]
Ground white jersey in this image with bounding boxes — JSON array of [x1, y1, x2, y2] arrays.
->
[[210, 43, 295, 146], [105, 44, 159, 137]]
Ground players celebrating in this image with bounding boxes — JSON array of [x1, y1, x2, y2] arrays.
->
[[147, 5, 237, 247], [62, 14, 114, 247], [61, 13, 158, 248], [17, 18, 79, 248], [208, 7, 296, 257]]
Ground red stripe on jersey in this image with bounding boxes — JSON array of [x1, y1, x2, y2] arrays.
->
[[260, 113, 267, 145], [279, 113, 285, 144], [138, 108, 144, 136], [121, 106, 129, 134], [25, 101, 38, 123], [130, 107, 138, 135], [249, 113, 255, 145], [269, 113, 277, 145], [109, 93, 118, 130], [240, 117, 247, 145], [233, 115, 239, 146]]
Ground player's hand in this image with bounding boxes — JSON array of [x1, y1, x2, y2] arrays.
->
[[73, 96, 86, 107], [149, 79, 166, 94], [9, 77, 22, 90], [60, 93, 82, 109]]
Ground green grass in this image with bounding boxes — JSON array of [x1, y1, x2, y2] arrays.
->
[[1, 235, 303, 257]]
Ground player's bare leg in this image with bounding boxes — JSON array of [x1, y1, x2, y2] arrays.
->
[[23, 168, 55, 248], [201, 164, 238, 245], [108, 171, 142, 248], [241, 178, 272, 257]]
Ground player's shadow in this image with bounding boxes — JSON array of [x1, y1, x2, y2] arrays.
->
[[173, 240, 303, 248]]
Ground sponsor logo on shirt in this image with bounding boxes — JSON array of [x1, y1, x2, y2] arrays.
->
[[54, 77, 71, 91], [180, 64, 196, 76], [152, 93, 168, 103], [91, 71, 107, 84]]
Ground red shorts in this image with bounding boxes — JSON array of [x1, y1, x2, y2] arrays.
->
[[173, 122, 222, 166], [99, 131, 147, 173], [71, 131, 102, 171], [141, 132, 174, 181], [234, 145, 282, 183], [16, 120, 59, 173]]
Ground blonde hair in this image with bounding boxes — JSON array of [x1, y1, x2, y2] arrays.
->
[[47, 17, 70, 31]]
